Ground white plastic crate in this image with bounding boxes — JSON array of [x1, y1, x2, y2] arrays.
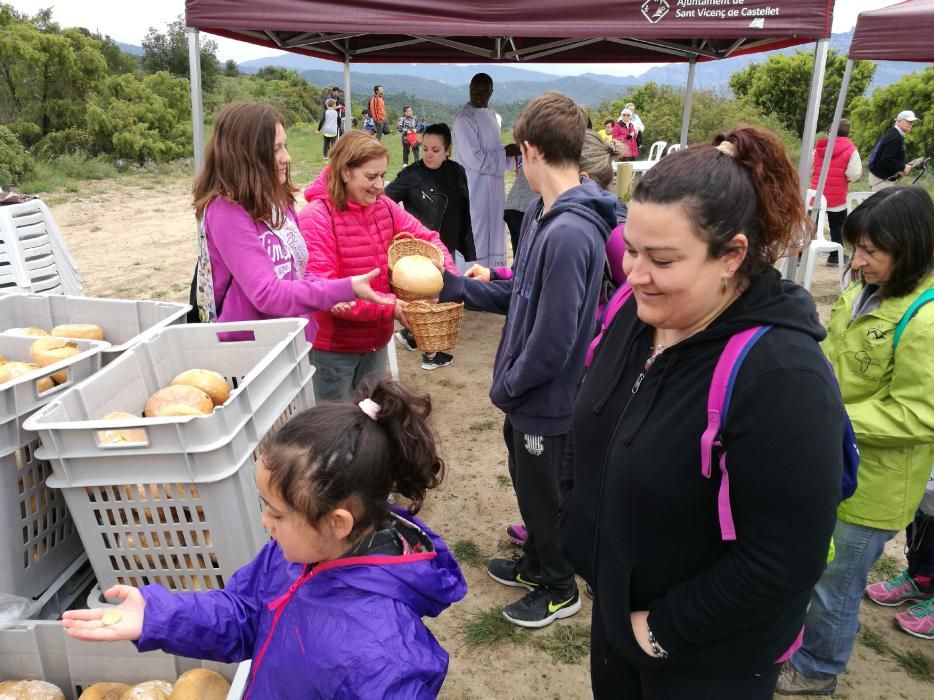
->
[[0, 334, 109, 433], [0, 293, 189, 365], [0, 621, 239, 699], [25, 320, 314, 594]]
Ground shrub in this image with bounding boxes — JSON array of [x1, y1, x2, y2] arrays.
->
[[0, 125, 36, 187]]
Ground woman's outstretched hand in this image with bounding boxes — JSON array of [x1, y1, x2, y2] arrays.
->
[[351, 269, 394, 305], [61, 585, 145, 642]]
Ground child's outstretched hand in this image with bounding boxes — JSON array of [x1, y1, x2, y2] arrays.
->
[[351, 269, 394, 305], [61, 585, 145, 642], [465, 264, 491, 282]]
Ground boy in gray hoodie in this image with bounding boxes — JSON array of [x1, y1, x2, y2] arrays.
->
[[440, 91, 616, 627]]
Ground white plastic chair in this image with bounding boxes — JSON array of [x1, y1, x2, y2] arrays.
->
[[387, 339, 399, 381], [799, 189, 844, 292], [648, 141, 667, 162], [666, 143, 681, 155], [0, 199, 82, 295], [847, 191, 873, 214]]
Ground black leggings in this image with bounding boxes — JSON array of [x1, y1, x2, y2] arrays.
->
[[590, 602, 781, 699]]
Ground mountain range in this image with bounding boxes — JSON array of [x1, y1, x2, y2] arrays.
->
[[233, 29, 926, 107]]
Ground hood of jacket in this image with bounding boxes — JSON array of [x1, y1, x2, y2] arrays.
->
[[816, 136, 856, 160], [319, 507, 467, 618], [539, 178, 618, 244]]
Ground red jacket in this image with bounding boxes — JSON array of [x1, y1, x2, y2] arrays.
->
[[612, 121, 639, 159], [810, 137, 856, 209], [299, 169, 456, 353]]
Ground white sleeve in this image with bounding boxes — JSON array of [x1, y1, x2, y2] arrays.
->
[[846, 150, 863, 182]]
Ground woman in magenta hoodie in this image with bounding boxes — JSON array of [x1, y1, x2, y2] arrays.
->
[[299, 131, 457, 401], [191, 102, 389, 339]]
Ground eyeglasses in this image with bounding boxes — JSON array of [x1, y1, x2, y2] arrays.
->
[[621, 114, 632, 117]]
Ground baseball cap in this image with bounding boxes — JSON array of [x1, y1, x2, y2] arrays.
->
[[896, 110, 919, 122]]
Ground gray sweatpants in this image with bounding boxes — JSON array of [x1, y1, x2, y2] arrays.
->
[[311, 346, 388, 402]]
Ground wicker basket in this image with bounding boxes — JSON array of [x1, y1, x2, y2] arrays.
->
[[388, 233, 444, 269], [403, 301, 463, 352], [388, 233, 445, 302]]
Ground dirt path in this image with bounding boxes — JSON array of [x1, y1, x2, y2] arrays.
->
[[44, 177, 931, 699]]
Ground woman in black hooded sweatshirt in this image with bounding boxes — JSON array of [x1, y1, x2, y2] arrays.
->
[[560, 127, 844, 698]]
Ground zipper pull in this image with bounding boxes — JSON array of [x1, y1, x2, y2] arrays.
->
[[631, 372, 645, 394]]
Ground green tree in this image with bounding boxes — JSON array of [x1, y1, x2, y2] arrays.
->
[[224, 59, 239, 77], [849, 66, 933, 164], [142, 14, 219, 91], [729, 49, 875, 137], [0, 124, 35, 186]]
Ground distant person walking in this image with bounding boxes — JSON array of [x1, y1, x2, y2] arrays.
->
[[397, 106, 424, 166], [453, 73, 520, 269], [809, 118, 862, 265], [368, 85, 389, 140], [868, 110, 920, 191], [323, 86, 345, 135], [317, 99, 340, 160], [624, 102, 645, 134]]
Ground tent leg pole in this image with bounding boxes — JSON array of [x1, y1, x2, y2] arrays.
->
[[786, 38, 829, 281], [187, 27, 205, 176], [812, 59, 853, 230], [343, 56, 352, 134], [679, 58, 696, 148]]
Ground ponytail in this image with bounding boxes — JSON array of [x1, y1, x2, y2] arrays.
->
[[633, 126, 808, 278], [260, 380, 444, 540]]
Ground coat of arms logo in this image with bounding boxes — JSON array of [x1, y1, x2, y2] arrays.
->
[[641, 0, 670, 24]]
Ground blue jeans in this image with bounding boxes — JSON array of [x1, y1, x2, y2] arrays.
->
[[311, 346, 387, 401], [792, 519, 897, 679]]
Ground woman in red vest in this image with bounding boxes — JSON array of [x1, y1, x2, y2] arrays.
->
[[809, 119, 862, 266]]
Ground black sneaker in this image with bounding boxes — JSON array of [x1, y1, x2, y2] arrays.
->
[[394, 328, 418, 352], [420, 352, 454, 371], [826, 251, 839, 266], [487, 555, 541, 591], [502, 586, 582, 629]]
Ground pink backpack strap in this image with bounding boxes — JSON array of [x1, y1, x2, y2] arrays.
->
[[585, 284, 633, 368], [700, 325, 771, 541]]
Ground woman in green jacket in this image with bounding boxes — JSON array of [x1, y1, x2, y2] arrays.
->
[[778, 186, 934, 696]]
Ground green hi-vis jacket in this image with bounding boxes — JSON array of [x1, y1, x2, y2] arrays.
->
[[823, 271, 934, 531]]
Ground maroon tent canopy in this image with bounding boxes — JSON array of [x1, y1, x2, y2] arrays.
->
[[185, 0, 832, 64], [849, 0, 934, 62]]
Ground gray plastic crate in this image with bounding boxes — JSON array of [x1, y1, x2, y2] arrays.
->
[[25, 320, 313, 594], [0, 334, 109, 433], [26, 319, 313, 483], [0, 621, 238, 699], [0, 293, 189, 365], [0, 428, 85, 600]]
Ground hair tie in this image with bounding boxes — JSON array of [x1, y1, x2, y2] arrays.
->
[[358, 398, 380, 421], [716, 141, 736, 158]]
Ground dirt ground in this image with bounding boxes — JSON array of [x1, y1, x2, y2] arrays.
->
[[46, 176, 932, 699]]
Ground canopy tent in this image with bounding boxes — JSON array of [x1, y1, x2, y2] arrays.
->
[[811, 0, 933, 244], [184, 0, 835, 208]]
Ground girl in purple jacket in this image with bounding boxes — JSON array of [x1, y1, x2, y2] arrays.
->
[[62, 381, 467, 699], [190, 101, 390, 340]]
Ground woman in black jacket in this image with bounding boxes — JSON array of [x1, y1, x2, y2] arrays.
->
[[560, 127, 844, 698], [385, 123, 476, 370]]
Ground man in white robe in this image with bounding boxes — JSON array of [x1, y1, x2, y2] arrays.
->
[[453, 73, 520, 270]]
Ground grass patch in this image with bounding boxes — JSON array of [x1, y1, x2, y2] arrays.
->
[[858, 624, 934, 683], [450, 539, 486, 567], [869, 553, 902, 582], [893, 648, 934, 684], [462, 606, 528, 648], [532, 623, 590, 665], [496, 474, 512, 488], [20, 153, 119, 193], [469, 419, 499, 433]]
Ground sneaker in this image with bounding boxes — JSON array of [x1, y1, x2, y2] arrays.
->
[[506, 523, 527, 546], [895, 598, 934, 640], [502, 586, 581, 629], [394, 329, 418, 352], [487, 555, 541, 591], [420, 352, 454, 371], [775, 660, 837, 696], [865, 569, 934, 607]]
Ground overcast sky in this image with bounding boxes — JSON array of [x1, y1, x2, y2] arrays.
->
[[10, 0, 903, 77]]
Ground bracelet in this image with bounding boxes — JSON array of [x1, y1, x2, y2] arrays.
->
[[647, 625, 669, 659]]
